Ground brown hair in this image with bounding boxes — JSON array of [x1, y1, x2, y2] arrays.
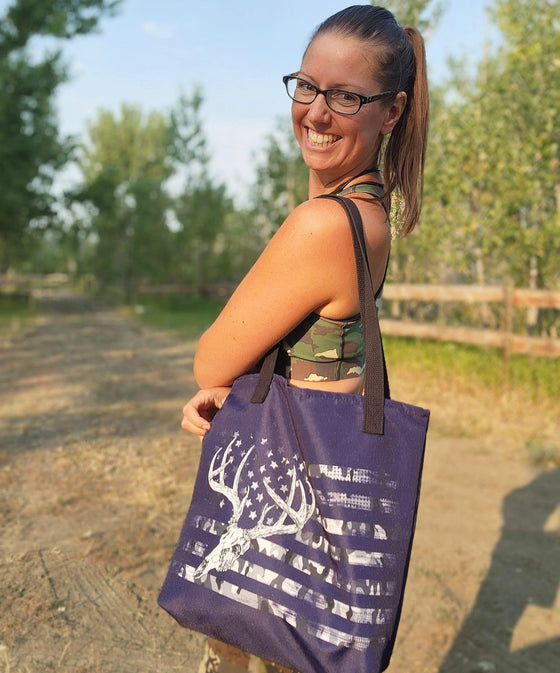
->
[[309, 5, 429, 235]]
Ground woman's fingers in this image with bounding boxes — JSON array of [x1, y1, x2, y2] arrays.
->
[[181, 387, 231, 437]]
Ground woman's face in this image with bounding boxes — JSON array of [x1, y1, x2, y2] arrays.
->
[[292, 32, 399, 186]]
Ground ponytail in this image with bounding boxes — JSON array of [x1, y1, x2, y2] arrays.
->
[[383, 26, 429, 236]]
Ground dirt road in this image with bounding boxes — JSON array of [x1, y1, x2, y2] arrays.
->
[[1, 296, 558, 672]]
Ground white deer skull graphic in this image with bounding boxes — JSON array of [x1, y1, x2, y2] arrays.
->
[[194, 436, 315, 581]]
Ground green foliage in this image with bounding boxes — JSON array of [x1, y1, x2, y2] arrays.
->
[[173, 178, 233, 295], [249, 117, 308, 237], [524, 439, 560, 468], [0, 0, 122, 272], [168, 88, 209, 170], [380, 0, 445, 34], [0, 0, 120, 54]]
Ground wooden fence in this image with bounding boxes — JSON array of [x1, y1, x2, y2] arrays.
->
[[380, 284, 560, 359], [3, 275, 559, 359]]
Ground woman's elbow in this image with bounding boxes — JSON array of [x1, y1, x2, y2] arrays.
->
[[193, 350, 234, 388]]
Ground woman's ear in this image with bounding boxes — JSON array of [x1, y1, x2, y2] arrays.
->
[[381, 91, 407, 135]]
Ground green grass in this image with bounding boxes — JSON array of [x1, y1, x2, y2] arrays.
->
[[129, 294, 225, 340], [383, 336, 560, 401], [0, 294, 37, 333]]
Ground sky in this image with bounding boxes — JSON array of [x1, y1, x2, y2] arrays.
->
[[11, 0, 494, 199]]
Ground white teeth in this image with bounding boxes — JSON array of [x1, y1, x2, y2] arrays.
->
[[307, 129, 340, 147]]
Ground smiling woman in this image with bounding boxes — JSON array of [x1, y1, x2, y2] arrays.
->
[[172, 5, 430, 672]]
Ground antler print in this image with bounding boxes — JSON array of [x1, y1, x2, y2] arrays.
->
[[194, 435, 315, 582], [207, 436, 254, 525]]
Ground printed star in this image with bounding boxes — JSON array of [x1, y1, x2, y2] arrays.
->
[[267, 450, 273, 457], [251, 481, 259, 491], [270, 460, 278, 469], [259, 465, 267, 473], [236, 440, 242, 447], [256, 493, 264, 502], [280, 484, 289, 493], [249, 511, 257, 520], [245, 498, 253, 508], [261, 438, 268, 444], [248, 470, 254, 478]]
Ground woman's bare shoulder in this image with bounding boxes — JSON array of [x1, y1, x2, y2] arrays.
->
[[278, 194, 390, 252]]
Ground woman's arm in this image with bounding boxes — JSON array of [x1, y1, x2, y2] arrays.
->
[[194, 197, 390, 388]]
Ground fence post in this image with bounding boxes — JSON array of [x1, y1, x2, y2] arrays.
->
[[502, 282, 514, 384], [527, 255, 538, 335]]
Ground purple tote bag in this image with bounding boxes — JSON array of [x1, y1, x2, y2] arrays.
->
[[158, 196, 429, 673]]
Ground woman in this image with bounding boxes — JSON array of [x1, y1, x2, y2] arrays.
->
[[181, 6, 429, 672]]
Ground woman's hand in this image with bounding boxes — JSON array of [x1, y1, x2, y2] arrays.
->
[[181, 387, 232, 437]]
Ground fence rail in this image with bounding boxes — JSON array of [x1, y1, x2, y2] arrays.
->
[[380, 284, 560, 359]]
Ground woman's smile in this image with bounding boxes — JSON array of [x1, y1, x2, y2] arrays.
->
[[306, 127, 341, 149]]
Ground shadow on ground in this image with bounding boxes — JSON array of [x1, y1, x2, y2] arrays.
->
[[439, 468, 560, 673]]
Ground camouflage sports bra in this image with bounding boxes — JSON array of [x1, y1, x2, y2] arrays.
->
[[278, 312, 365, 382], [277, 179, 385, 383]]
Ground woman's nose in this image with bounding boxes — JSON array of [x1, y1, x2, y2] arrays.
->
[[306, 93, 331, 122]]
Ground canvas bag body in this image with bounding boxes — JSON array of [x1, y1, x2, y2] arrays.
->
[[158, 195, 429, 673]]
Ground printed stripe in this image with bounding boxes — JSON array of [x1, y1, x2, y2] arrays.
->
[[309, 464, 397, 489], [316, 490, 398, 514], [177, 562, 388, 651], [319, 517, 390, 539], [192, 515, 396, 569]]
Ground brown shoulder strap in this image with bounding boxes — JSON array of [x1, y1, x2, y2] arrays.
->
[[319, 194, 389, 434]]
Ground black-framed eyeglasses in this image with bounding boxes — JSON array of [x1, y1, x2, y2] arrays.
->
[[283, 74, 397, 115]]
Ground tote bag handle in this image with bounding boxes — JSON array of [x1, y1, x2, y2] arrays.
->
[[251, 195, 389, 435]]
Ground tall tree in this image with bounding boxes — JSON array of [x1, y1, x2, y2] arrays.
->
[[414, 0, 560, 292], [484, 0, 560, 288], [0, 0, 121, 272], [168, 90, 236, 295], [76, 90, 214, 300], [78, 103, 173, 299]]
